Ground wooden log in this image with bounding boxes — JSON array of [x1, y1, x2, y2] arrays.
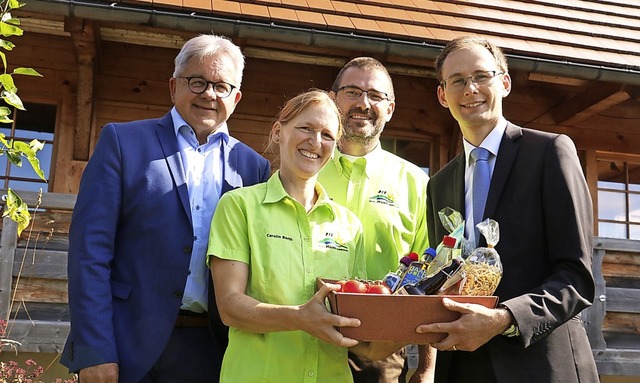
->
[[4, 319, 69, 353], [11, 277, 68, 304], [12, 249, 68, 280], [603, 312, 640, 334]]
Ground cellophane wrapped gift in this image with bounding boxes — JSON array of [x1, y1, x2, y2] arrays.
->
[[459, 219, 503, 296], [428, 207, 465, 274]]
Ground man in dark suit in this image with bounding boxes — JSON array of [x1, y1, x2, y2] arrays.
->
[[60, 34, 270, 383], [418, 36, 599, 382]]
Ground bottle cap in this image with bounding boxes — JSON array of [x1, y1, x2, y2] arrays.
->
[[442, 236, 457, 248], [399, 256, 413, 266], [408, 252, 420, 261], [423, 247, 436, 262]]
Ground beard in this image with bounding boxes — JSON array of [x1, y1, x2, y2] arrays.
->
[[341, 107, 385, 147]]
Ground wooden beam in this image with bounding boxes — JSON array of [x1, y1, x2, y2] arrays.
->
[[541, 83, 632, 127], [65, 17, 97, 161]]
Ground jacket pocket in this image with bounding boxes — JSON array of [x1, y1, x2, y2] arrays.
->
[[111, 280, 133, 300]]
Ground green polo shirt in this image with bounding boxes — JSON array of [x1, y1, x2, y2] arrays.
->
[[318, 146, 430, 280], [208, 172, 366, 383]]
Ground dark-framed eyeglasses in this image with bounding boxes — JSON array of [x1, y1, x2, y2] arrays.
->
[[178, 77, 237, 98], [441, 70, 504, 91], [336, 85, 391, 104]]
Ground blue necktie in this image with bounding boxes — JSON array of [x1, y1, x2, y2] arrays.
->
[[471, 147, 491, 243]]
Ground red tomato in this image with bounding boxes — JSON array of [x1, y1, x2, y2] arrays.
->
[[342, 279, 368, 294], [367, 284, 392, 295]]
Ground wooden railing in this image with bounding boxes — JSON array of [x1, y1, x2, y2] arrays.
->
[[1, 191, 639, 376]]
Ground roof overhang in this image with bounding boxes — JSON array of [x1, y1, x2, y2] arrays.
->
[[24, 0, 640, 86]]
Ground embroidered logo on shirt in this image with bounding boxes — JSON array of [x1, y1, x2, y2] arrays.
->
[[319, 232, 349, 252], [368, 189, 399, 207], [266, 233, 293, 241]]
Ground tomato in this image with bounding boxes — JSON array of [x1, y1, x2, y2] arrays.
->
[[342, 279, 368, 294], [335, 280, 347, 291], [367, 284, 392, 295]]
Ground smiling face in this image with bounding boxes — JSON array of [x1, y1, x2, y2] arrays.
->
[[272, 100, 340, 182], [437, 44, 511, 145], [333, 67, 395, 152], [169, 54, 242, 141]]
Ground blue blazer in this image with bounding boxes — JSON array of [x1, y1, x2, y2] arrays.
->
[[60, 113, 270, 382], [427, 123, 598, 382]]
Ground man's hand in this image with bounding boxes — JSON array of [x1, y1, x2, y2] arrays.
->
[[79, 363, 119, 383], [416, 298, 512, 352]]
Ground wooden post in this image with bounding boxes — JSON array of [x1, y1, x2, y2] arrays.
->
[[0, 216, 18, 320]]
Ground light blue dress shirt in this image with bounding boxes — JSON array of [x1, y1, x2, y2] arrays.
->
[[463, 118, 506, 244], [171, 107, 226, 313]]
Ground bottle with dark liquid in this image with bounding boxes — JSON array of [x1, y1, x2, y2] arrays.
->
[[396, 257, 464, 295]]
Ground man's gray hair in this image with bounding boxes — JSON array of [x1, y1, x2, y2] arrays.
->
[[173, 34, 245, 87]]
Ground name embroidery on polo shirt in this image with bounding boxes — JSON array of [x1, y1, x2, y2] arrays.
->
[[319, 232, 349, 252], [368, 189, 399, 208], [266, 233, 293, 241]]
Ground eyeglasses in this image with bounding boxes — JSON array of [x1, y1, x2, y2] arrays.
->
[[337, 85, 390, 104], [178, 77, 237, 98], [441, 70, 504, 91]]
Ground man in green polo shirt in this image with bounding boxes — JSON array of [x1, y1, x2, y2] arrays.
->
[[319, 57, 434, 383]]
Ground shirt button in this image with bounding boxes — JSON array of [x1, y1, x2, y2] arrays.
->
[[305, 267, 312, 274], [308, 371, 315, 377], [195, 205, 200, 210], [304, 237, 309, 242]]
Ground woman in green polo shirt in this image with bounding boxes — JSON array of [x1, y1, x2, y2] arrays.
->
[[207, 90, 401, 382]]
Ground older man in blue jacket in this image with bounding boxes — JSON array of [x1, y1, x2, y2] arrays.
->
[[61, 34, 270, 383]]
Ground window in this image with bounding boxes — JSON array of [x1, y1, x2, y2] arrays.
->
[[596, 155, 640, 240], [380, 137, 430, 175], [0, 102, 56, 192]]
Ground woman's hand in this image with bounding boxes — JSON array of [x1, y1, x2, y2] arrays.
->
[[296, 283, 361, 348]]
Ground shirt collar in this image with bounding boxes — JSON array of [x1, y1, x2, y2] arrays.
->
[[263, 171, 335, 218], [171, 106, 230, 144], [463, 117, 507, 167], [330, 144, 384, 178]]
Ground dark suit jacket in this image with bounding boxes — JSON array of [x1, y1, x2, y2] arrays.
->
[[60, 113, 270, 383], [427, 123, 598, 382]]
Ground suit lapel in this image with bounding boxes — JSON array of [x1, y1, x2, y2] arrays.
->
[[453, 154, 466, 212], [155, 113, 192, 221], [484, 123, 523, 221]]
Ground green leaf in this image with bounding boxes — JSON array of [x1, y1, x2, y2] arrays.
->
[[5, 18, 20, 26], [26, 154, 45, 180], [1, 89, 24, 109], [13, 67, 41, 76], [0, 51, 6, 71], [0, 105, 11, 117], [12, 140, 46, 180], [0, 39, 15, 51], [0, 73, 16, 92], [0, 133, 9, 148], [2, 188, 31, 236], [7, 0, 25, 11], [7, 150, 22, 166], [0, 21, 23, 37]]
